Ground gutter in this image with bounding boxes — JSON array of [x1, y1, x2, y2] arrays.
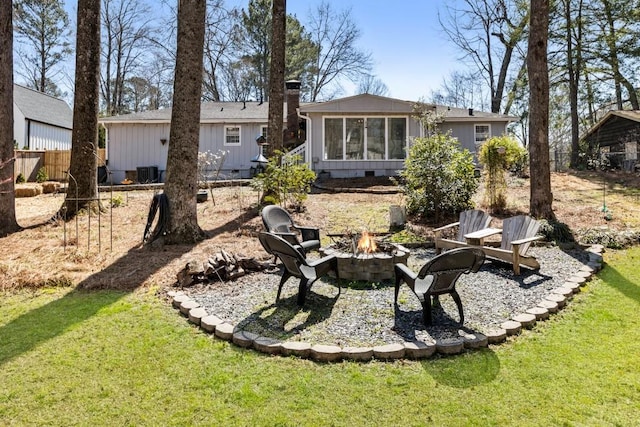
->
[[297, 108, 312, 168]]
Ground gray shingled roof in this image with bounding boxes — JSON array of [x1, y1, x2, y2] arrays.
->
[[99, 95, 517, 124], [13, 84, 73, 129], [99, 101, 302, 123]]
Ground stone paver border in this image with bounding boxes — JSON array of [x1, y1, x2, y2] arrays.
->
[[167, 245, 605, 362]]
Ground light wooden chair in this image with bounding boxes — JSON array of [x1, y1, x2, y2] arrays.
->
[[480, 215, 544, 275], [434, 209, 493, 254]]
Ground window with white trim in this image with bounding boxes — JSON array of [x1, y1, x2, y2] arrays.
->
[[323, 116, 408, 160], [224, 126, 241, 146], [474, 124, 491, 144]]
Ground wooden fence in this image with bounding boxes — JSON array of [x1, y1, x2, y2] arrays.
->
[[14, 149, 106, 182]]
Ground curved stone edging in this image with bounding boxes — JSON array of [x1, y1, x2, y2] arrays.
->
[[166, 244, 605, 362]]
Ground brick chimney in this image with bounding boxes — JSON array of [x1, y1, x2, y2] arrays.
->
[[285, 80, 301, 143]]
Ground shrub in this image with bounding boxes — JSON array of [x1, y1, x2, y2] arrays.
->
[[35, 167, 48, 183], [396, 132, 478, 223], [110, 194, 124, 208], [577, 228, 640, 249], [251, 150, 316, 210], [478, 135, 527, 213], [538, 219, 575, 243], [16, 173, 26, 184]]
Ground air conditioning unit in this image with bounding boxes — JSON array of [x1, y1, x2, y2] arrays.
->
[[136, 166, 159, 183]]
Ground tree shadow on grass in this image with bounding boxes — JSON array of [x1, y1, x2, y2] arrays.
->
[[0, 206, 259, 368], [600, 264, 640, 305]]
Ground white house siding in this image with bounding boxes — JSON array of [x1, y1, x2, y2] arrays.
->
[[199, 123, 268, 178], [14, 108, 25, 148], [26, 122, 72, 150], [105, 122, 270, 182], [105, 123, 170, 183]]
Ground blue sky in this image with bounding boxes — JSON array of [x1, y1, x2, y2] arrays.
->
[[281, 0, 462, 101], [60, 0, 462, 102]]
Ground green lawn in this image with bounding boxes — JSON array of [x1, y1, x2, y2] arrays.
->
[[1, 248, 639, 426]]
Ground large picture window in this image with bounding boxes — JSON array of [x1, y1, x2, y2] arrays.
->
[[323, 117, 407, 160]]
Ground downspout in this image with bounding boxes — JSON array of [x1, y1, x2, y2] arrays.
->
[[297, 108, 313, 170]]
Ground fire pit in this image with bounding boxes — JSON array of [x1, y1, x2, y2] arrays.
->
[[320, 231, 410, 282]]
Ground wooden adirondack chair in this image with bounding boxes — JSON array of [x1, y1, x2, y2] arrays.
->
[[434, 209, 493, 254], [480, 215, 544, 275]]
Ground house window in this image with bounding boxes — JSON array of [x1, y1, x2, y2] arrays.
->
[[474, 124, 491, 145], [388, 118, 407, 159], [323, 117, 407, 160], [346, 118, 364, 160], [324, 118, 344, 160], [224, 126, 241, 146]]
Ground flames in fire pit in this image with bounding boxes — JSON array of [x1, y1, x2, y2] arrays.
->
[[320, 231, 410, 282], [357, 231, 378, 253]]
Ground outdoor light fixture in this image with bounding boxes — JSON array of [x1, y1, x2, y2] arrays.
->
[[160, 138, 167, 145]]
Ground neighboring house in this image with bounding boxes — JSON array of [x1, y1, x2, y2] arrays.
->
[[100, 83, 517, 183], [582, 110, 640, 171], [13, 84, 73, 150]]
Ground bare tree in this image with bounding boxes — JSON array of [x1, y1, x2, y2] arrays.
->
[[101, 0, 154, 115], [163, 0, 206, 244], [0, 0, 20, 236], [201, 1, 241, 101], [13, 0, 72, 96], [528, 0, 555, 220], [266, 0, 285, 154], [429, 70, 487, 109], [440, 0, 529, 114], [357, 74, 389, 97], [306, 1, 372, 101]]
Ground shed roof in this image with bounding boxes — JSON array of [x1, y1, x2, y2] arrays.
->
[[582, 110, 640, 142], [13, 84, 73, 129]]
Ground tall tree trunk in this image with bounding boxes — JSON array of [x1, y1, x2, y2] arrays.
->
[[59, 0, 101, 219], [528, 0, 555, 220], [163, 0, 206, 244], [567, 0, 582, 168], [0, 0, 20, 236], [266, 0, 286, 156]]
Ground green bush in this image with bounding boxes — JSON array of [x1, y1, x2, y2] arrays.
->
[[478, 135, 527, 213], [35, 167, 48, 183], [110, 194, 124, 208], [396, 132, 478, 223], [577, 228, 640, 249], [251, 150, 316, 210], [16, 173, 26, 184], [538, 219, 575, 243]]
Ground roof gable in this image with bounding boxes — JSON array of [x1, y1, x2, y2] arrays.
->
[[299, 93, 415, 114], [583, 110, 640, 139], [13, 85, 73, 129]]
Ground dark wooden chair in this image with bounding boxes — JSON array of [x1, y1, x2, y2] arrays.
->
[[261, 205, 321, 255], [258, 232, 338, 306], [394, 247, 485, 326], [434, 209, 493, 254]]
